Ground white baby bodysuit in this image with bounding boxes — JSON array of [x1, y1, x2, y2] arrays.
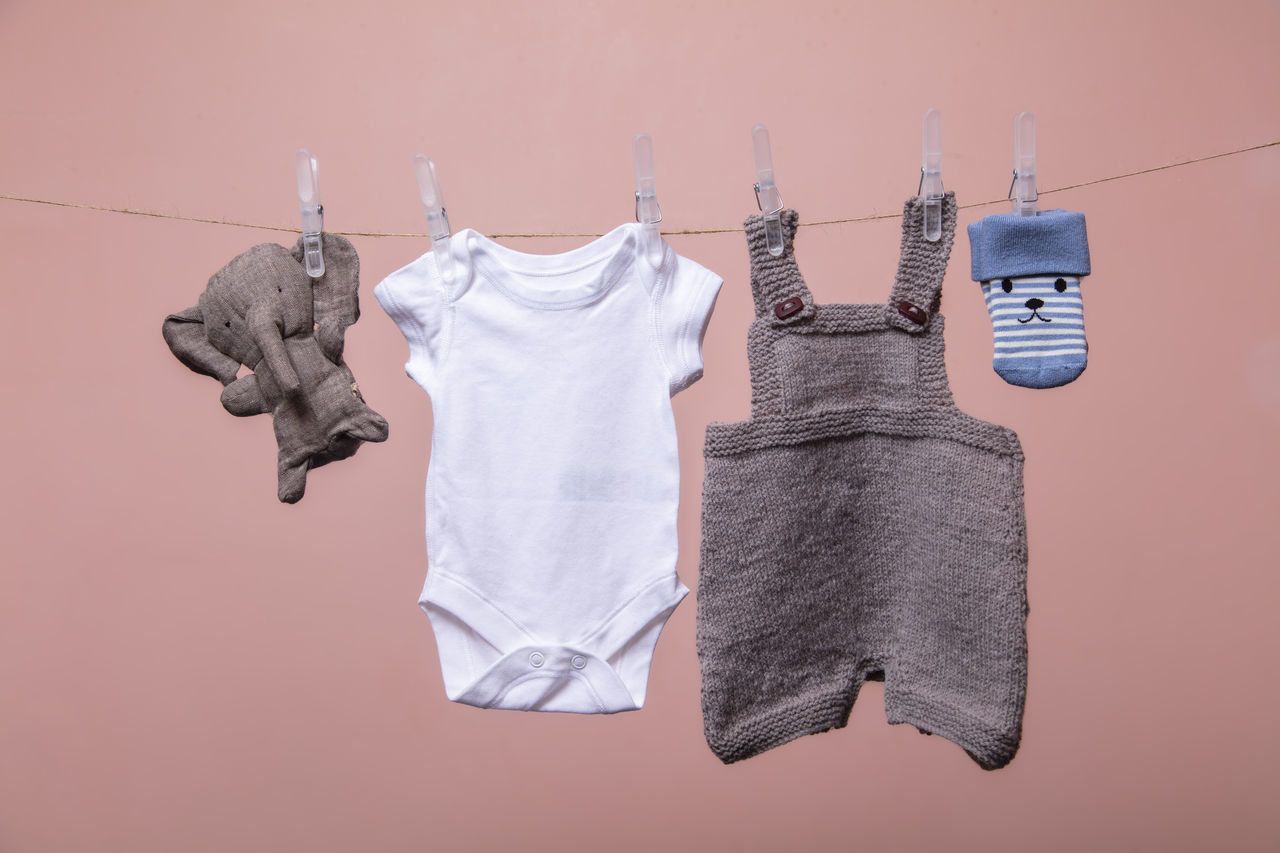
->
[[376, 223, 721, 713]]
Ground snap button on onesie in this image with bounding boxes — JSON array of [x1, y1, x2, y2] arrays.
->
[[696, 197, 1029, 768]]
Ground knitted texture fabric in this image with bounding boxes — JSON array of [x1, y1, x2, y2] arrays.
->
[[163, 235, 389, 502], [696, 195, 1029, 769], [968, 209, 1090, 282]]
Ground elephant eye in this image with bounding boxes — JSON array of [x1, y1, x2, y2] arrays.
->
[[1055, 278, 1067, 292], [1001, 279, 1013, 293], [224, 321, 231, 328]]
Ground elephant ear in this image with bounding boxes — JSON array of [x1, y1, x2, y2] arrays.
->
[[162, 305, 240, 385], [299, 234, 361, 364]]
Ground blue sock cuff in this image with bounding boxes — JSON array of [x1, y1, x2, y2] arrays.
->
[[968, 209, 1091, 282]]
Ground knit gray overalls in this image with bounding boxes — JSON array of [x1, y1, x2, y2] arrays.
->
[[696, 195, 1028, 769]]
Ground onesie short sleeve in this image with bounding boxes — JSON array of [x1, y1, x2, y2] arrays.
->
[[655, 253, 722, 395], [374, 256, 450, 392]]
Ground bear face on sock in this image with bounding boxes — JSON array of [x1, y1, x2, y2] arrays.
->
[[980, 274, 1087, 388]]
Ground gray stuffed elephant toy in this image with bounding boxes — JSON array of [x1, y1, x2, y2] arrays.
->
[[163, 234, 389, 503]]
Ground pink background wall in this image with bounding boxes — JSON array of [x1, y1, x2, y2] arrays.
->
[[2, 1, 1278, 850]]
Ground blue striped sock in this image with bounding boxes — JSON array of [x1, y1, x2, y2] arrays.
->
[[967, 207, 1091, 389], [980, 274, 1087, 389]]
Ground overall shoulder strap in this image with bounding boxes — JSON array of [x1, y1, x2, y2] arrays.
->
[[745, 209, 816, 326], [885, 191, 957, 333]]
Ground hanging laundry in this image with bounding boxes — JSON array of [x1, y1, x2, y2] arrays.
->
[[162, 235, 389, 503]]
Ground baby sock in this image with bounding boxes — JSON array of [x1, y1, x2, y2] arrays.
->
[[968, 209, 1091, 389]]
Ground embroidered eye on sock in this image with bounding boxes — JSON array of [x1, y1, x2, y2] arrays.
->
[[968, 209, 1092, 389]]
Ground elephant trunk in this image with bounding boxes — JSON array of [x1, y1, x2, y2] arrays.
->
[[246, 301, 301, 395]]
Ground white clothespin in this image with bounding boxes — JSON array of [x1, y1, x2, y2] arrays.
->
[[413, 154, 454, 284], [295, 149, 324, 278], [919, 108, 944, 242], [1010, 111, 1038, 216], [633, 133, 663, 268], [751, 124, 785, 257]]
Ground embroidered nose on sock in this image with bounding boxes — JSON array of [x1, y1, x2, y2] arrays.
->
[[968, 209, 1092, 389]]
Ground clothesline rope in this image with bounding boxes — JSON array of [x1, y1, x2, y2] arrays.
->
[[2, 139, 1276, 239]]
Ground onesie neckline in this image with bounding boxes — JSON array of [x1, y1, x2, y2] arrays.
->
[[455, 223, 647, 310]]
